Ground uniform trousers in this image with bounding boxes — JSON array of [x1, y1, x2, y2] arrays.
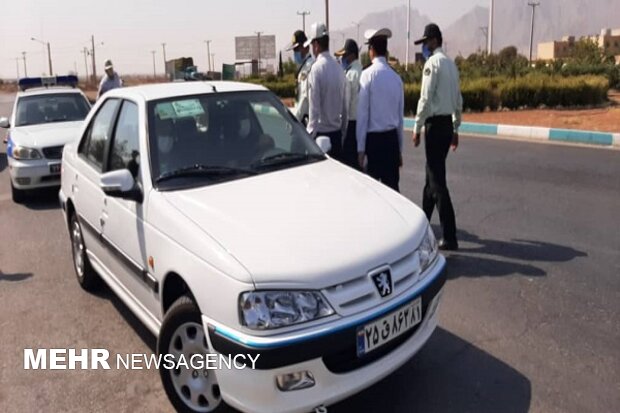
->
[[423, 115, 457, 243], [366, 129, 400, 192]]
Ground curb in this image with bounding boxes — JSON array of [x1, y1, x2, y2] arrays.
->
[[403, 118, 620, 148]]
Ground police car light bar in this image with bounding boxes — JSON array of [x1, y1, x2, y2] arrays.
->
[[18, 75, 79, 91]]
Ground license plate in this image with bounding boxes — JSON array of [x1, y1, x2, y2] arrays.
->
[[356, 297, 422, 357], [49, 164, 61, 174]]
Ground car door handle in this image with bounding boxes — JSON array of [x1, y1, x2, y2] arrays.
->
[[100, 217, 106, 227]]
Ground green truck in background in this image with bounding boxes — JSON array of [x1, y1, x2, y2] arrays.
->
[[165, 57, 210, 81]]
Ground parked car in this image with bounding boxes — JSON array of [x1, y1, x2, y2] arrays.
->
[[58, 81, 446, 413], [0, 76, 91, 202]]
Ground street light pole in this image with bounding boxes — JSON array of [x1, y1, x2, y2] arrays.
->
[[488, 0, 494, 54], [325, 0, 329, 30], [528, 1, 540, 62], [352, 21, 361, 45], [81, 48, 90, 82], [297, 11, 310, 32], [31, 37, 53, 76], [211, 54, 216, 72], [22, 52, 28, 77], [204, 40, 212, 72], [151, 50, 157, 78], [15, 57, 20, 79], [161, 43, 167, 70], [406, 0, 411, 70], [91, 35, 97, 84], [255, 32, 263, 74]]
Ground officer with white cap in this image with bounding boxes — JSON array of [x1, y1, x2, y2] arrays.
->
[[97, 59, 123, 100], [356, 28, 404, 192], [287, 30, 314, 125], [413, 23, 463, 251], [305, 22, 346, 160]]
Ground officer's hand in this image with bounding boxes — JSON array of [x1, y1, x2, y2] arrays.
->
[[451, 132, 459, 152], [358, 153, 365, 169], [413, 133, 421, 148]]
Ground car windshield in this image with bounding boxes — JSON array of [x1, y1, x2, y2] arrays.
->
[[148, 90, 325, 189], [15, 93, 90, 127]]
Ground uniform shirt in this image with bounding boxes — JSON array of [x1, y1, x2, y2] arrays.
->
[[306, 51, 346, 136], [356, 57, 404, 153], [293, 55, 314, 123], [97, 72, 123, 100], [344, 59, 363, 122], [415, 47, 463, 134]]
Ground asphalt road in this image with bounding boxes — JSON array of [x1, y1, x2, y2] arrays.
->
[[1, 92, 618, 413]]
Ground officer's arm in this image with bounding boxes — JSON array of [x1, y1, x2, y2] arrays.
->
[[397, 80, 404, 152], [415, 61, 438, 134], [452, 68, 463, 133], [306, 68, 320, 137], [356, 73, 370, 153]]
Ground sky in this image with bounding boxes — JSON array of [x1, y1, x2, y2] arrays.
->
[[0, 0, 487, 79]]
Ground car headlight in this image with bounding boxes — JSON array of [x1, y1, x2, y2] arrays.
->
[[12, 146, 42, 160], [240, 291, 335, 330], [417, 225, 438, 275]]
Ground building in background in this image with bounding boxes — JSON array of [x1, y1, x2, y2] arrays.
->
[[538, 28, 620, 62]]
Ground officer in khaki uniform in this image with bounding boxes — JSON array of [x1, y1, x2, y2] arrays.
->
[[413, 23, 463, 251], [287, 30, 314, 126]]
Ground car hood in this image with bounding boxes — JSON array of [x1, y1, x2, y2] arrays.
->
[[10, 121, 83, 148], [161, 160, 428, 288]]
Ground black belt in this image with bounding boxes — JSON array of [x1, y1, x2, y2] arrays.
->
[[427, 115, 452, 123]]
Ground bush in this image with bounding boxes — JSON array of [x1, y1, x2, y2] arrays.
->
[[499, 74, 608, 109], [461, 78, 498, 111], [260, 82, 296, 99]]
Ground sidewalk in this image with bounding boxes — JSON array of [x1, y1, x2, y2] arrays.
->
[[403, 118, 620, 148]]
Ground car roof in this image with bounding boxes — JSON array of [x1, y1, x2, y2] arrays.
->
[[102, 81, 268, 102], [17, 87, 85, 98]]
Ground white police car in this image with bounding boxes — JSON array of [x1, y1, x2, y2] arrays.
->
[[58, 81, 446, 413], [0, 76, 91, 202]]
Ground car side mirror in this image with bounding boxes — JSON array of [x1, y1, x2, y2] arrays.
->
[[0, 117, 10, 129], [316, 136, 332, 154], [100, 169, 143, 203]]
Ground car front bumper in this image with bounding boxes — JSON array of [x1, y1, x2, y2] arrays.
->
[[204, 256, 447, 413], [8, 157, 62, 189]]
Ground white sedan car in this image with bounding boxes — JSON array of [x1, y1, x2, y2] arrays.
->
[[59, 81, 446, 413], [0, 76, 91, 202]]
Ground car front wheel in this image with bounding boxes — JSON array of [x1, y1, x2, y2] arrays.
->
[[158, 296, 230, 413], [69, 213, 100, 291]]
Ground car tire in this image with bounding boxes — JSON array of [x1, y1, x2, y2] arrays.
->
[[69, 213, 101, 292], [158, 296, 231, 413], [11, 183, 25, 203]]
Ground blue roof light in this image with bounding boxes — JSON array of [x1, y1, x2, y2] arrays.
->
[[18, 75, 78, 91]]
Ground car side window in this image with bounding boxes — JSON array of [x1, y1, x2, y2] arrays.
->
[[109, 101, 140, 178], [79, 99, 120, 170]]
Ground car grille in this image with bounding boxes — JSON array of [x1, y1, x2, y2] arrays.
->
[[321, 249, 422, 317], [42, 145, 64, 160]]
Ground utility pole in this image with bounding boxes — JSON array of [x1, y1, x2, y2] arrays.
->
[[406, 0, 411, 69], [81, 48, 90, 82], [297, 11, 310, 32], [255, 32, 263, 74], [325, 0, 330, 30], [22, 52, 27, 77], [91, 35, 97, 84], [528, 1, 540, 63], [488, 0, 494, 54], [480, 26, 489, 53], [204, 40, 212, 72], [211, 54, 216, 72], [151, 50, 157, 78], [15, 57, 20, 79]]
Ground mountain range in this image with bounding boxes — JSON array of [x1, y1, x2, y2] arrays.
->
[[333, 0, 620, 61]]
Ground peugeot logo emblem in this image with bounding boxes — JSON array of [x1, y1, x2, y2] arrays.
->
[[370, 267, 393, 298]]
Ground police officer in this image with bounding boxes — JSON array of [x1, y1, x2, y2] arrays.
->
[[357, 28, 404, 192], [305, 22, 346, 160], [335, 39, 363, 170], [413, 23, 463, 251], [287, 30, 314, 126]]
